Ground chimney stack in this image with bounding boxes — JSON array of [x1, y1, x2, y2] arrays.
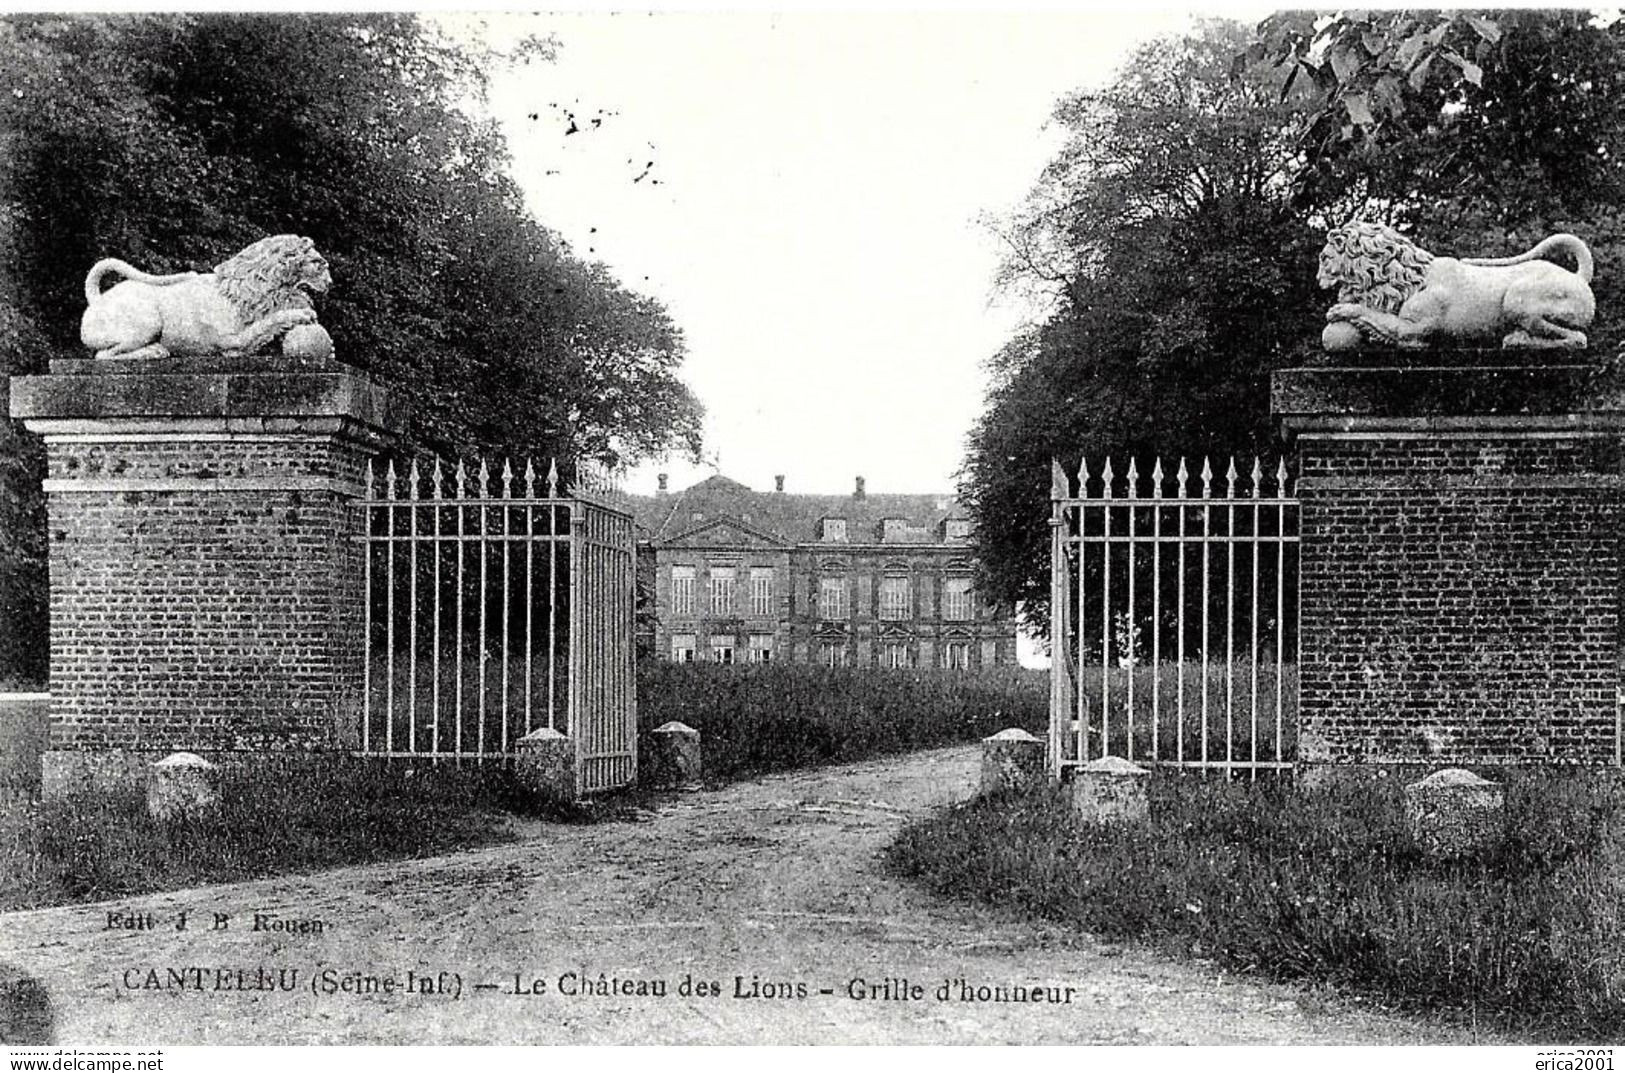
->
[[657, 473, 669, 494], [854, 476, 866, 500], [774, 474, 785, 493]]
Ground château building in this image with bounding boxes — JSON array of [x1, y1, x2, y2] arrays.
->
[[626, 473, 1018, 668]]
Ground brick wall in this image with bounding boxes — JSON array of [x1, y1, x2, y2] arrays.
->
[[1297, 433, 1622, 764], [45, 437, 370, 754]]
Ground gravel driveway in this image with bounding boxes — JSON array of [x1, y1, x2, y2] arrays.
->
[[0, 744, 1502, 1045]]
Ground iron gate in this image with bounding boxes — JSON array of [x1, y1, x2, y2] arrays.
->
[[1050, 456, 1300, 778], [358, 456, 637, 795]]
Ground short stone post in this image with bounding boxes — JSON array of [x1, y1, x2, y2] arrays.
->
[[980, 728, 1044, 795], [1403, 767, 1504, 858], [1070, 755, 1150, 826], [514, 727, 575, 804], [648, 721, 701, 789], [146, 752, 221, 821]]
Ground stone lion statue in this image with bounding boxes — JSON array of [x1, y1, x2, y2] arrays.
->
[[79, 234, 332, 361], [1319, 221, 1595, 351]]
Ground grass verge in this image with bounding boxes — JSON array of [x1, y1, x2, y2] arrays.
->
[[884, 773, 1625, 1039], [0, 757, 561, 912]]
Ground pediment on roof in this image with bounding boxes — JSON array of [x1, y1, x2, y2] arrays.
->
[[940, 625, 978, 639], [659, 516, 786, 549], [877, 622, 916, 640], [813, 620, 850, 637]]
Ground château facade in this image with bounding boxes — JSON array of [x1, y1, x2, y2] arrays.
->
[[626, 474, 1018, 669]]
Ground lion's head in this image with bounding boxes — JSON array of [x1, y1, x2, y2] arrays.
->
[[215, 235, 331, 324], [1317, 221, 1434, 315]]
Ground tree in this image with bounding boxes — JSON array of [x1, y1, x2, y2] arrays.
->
[[963, 22, 1327, 636], [965, 13, 1625, 638], [0, 14, 705, 682]]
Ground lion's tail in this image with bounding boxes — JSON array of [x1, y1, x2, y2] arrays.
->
[[1462, 234, 1593, 283], [83, 259, 200, 304]]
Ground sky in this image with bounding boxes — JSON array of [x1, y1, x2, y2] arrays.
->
[[455, 9, 1255, 499]]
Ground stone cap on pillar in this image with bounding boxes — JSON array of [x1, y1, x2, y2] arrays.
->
[[9, 354, 405, 448], [1272, 359, 1625, 436], [1271, 358, 1625, 440]]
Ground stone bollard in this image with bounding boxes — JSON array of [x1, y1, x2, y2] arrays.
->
[[648, 721, 702, 789], [146, 752, 221, 822], [980, 728, 1045, 795], [1404, 767, 1504, 858], [1070, 755, 1150, 826], [514, 727, 575, 804]]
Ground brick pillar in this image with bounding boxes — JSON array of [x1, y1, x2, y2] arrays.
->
[[9, 356, 402, 794], [1273, 360, 1625, 774]]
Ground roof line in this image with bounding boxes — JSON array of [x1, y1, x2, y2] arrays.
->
[[652, 484, 690, 541], [658, 513, 791, 547]]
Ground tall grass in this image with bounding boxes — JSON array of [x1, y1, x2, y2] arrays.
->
[[885, 772, 1625, 1038], [1062, 661, 1298, 764], [0, 758, 531, 911], [367, 647, 571, 756], [637, 663, 1047, 783]]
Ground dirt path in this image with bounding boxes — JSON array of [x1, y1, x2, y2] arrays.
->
[[0, 745, 1502, 1045]]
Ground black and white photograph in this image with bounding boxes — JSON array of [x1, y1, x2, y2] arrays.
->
[[0, 4, 1622, 1056]]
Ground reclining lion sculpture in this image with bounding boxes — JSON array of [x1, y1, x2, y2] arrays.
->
[[79, 234, 332, 361], [1319, 221, 1595, 351]]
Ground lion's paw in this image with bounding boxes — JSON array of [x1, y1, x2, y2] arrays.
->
[[1326, 303, 1362, 322]]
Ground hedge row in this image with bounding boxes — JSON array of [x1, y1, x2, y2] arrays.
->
[[636, 662, 1046, 784]]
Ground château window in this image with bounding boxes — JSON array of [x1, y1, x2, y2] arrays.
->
[[747, 634, 774, 663], [708, 565, 736, 615], [943, 641, 971, 671], [945, 519, 971, 543], [750, 568, 774, 617], [943, 577, 973, 621], [883, 642, 911, 669], [821, 518, 848, 543], [879, 575, 911, 621], [819, 577, 847, 619], [670, 634, 697, 663], [671, 566, 695, 616], [709, 637, 735, 664], [819, 641, 848, 668]]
